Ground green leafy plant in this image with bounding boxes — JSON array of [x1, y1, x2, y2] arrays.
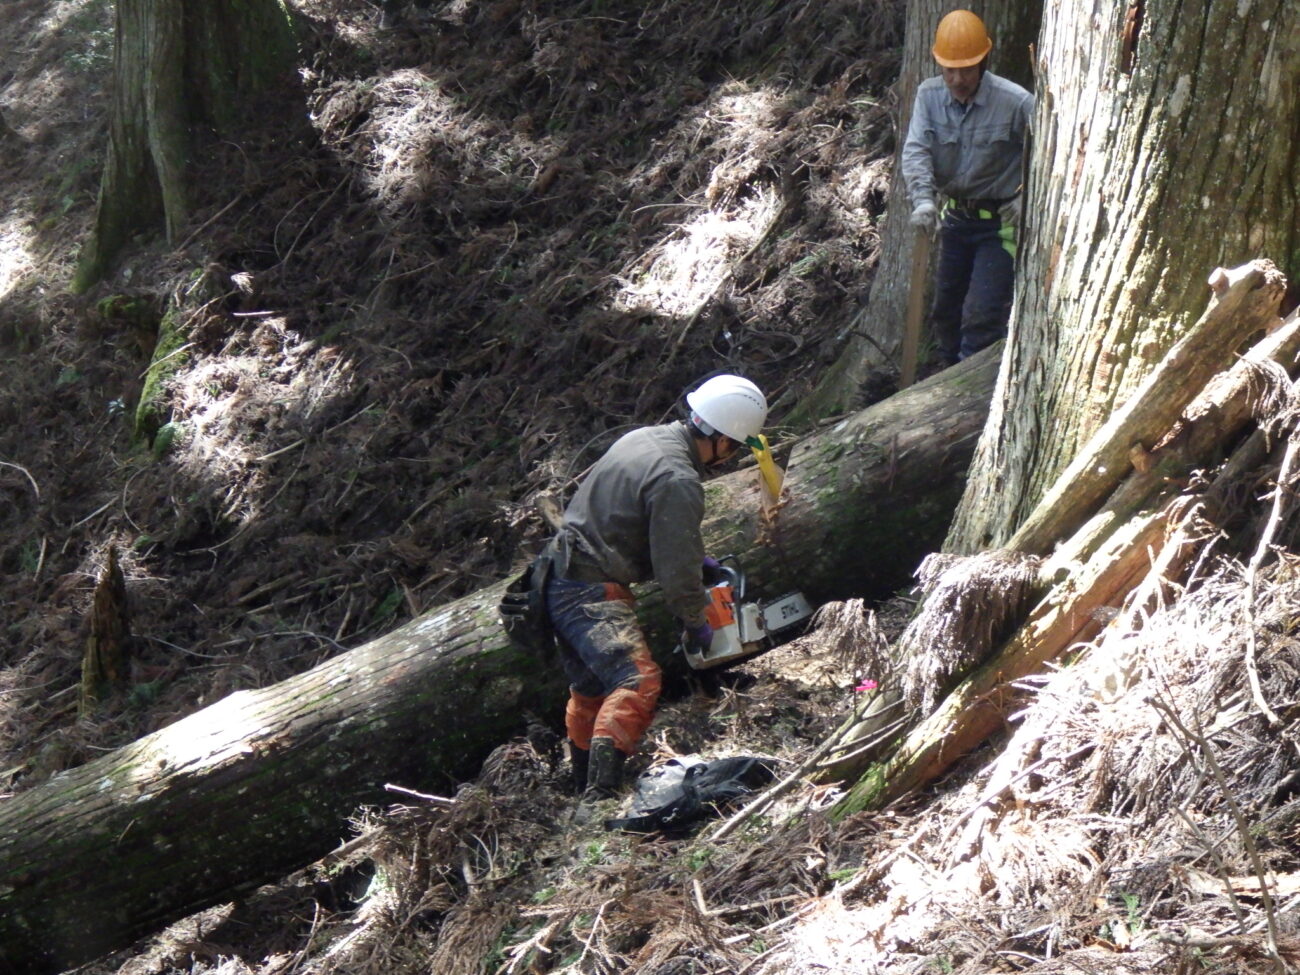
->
[[17, 539, 42, 575], [790, 248, 826, 278], [531, 886, 556, 904], [63, 0, 114, 74], [371, 587, 403, 626], [687, 846, 714, 871], [1119, 891, 1143, 936]]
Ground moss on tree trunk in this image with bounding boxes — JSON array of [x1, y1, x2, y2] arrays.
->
[[133, 306, 189, 445]]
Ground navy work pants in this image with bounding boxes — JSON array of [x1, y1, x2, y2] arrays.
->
[[930, 210, 1016, 364], [545, 575, 662, 754]]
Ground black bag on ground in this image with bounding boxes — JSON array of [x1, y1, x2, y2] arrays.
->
[[605, 756, 776, 834], [499, 551, 556, 658]]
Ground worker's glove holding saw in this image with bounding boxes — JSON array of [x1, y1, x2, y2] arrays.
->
[[909, 200, 939, 235], [682, 621, 714, 654], [701, 556, 724, 585]]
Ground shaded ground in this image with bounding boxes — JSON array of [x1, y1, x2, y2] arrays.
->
[[4, 3, 1299, 975], [0, 0, 901, 780]]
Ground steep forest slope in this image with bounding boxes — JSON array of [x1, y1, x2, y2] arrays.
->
[[0, 0, 899, 776], [4, 2, 1300, 975]]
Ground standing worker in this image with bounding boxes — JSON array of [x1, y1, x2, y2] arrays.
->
[[540, 375, 768, 804], [901, 9, 1033, 367]]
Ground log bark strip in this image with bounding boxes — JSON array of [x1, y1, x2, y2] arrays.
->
[[704, 344, 1002, 609], [835, 302, 1300, 813], [836, 504, 1185, 815], [1006, 262, 1287, 556], [0, 348, 999, 975], [1041, 306, 1300, 578]]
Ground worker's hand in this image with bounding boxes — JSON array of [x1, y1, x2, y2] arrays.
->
[[683, 622, 713, 653], [998, 197, 1021, 228], [909, 201, 939, 235], [701, 556, 724, 585]]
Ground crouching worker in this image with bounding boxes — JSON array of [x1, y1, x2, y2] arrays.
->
[[544, 375, 768, 805]]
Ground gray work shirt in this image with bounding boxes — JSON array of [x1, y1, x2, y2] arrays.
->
[[901, 71, 1033, 208], [554, 421, 710, 626]]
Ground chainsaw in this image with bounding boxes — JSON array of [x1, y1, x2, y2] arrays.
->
[[679, 556, 813, 670]]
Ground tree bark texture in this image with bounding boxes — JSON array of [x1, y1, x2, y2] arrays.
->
[[798, 0, 1040, 419], [1006, 262, 1286, 555], [947, 0, 1300, 553], [73, 0, 296, 291], [0, 354, 997, 975], [835, 302, 1300, 809]]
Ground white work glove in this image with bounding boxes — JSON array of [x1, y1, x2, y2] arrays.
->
[[998, 197, 1022, 228], [909, 200, 939, 235]]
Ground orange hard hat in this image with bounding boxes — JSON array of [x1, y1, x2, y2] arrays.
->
[[933, 10, 993, 68]]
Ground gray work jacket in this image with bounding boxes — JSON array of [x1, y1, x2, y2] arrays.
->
[[901, 71, 1033, 208], [552, 421, 710, 627]]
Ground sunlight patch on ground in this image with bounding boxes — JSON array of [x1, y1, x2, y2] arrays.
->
[[340, 67, 563, 220], [614, 185, 782, 320], [0, 223, 37, 302], [611, 83, 791, 321], [770, 855, 969, 975], [167, 321, 357, 533], [0, 0, 112, 298], [7, 0, 113, 125]]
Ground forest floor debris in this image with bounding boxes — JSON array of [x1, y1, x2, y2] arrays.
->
[[1, 1, 1298, 974]]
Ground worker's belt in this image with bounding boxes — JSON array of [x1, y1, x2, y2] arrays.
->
[[548, 535, 636, 595], [562, 556, 614, 585], [945, 197, 1011, 220]]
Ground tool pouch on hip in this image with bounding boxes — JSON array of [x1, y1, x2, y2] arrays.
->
[[499, 550, 557, 658]]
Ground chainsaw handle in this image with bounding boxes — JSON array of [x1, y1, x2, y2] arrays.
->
[[711, 556, 745, 601]]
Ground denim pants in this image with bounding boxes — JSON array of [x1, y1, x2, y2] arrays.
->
[[930, 211, 1015, 363]]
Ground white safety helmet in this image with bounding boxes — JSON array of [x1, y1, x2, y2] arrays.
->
[[686, 374, 768, 445]]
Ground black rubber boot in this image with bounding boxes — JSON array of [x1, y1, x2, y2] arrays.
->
[[569, 741, 590, 796], [584, 736, 625, 800]]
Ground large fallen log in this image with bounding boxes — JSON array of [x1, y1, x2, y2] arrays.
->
[[0, 346, 999, 975]]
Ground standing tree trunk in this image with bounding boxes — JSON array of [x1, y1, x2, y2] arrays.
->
[[73, 0, 297, 292], [947, 0, 1300, 553], [797, 0, 1040, 420]]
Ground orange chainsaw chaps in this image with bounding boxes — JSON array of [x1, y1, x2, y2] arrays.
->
[[565, 690, 604, 751], [592, 649, 662, 754]]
